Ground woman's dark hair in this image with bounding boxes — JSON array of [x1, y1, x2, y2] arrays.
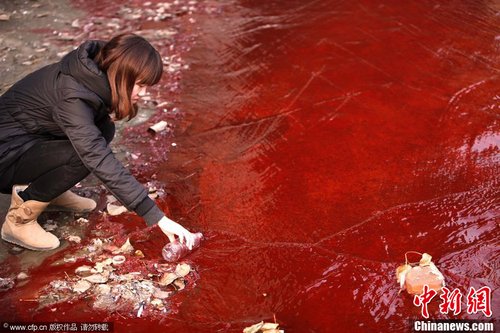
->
[[94, 33, 163, 120]]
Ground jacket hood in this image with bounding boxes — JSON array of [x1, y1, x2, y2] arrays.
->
[[60, 40, 112, 106]]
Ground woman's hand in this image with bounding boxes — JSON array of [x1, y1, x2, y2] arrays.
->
[[158, 216, 195, 250]]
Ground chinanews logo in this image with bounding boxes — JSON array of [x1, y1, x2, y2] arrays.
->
[[413, 285, 492, 318]]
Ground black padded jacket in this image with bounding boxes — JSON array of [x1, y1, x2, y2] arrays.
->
[[0, 40, 164, 226]]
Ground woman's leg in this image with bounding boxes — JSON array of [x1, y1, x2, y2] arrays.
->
[[7, 140, 90, 202]]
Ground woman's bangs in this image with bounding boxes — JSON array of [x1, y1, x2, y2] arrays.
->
[[138, 50, 163, 86]]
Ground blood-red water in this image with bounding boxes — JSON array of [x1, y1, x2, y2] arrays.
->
[[1, 0, 499, 332]]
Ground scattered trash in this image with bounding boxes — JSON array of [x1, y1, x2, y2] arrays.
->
[[0, 13, 10, 21], [148, 120, 169, 133], [243, 321, 284, 333], [396, 252, 445, 295], [16, 272, 29, 281], [35, 232, 198, 317]]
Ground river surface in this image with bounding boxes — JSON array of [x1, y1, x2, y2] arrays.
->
[[1, 0, 499, 332]]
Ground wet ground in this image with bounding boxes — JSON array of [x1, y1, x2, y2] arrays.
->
[[1, 0, 499, 332]]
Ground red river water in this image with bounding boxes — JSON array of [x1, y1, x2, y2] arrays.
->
[[1, 0, 499, 332]]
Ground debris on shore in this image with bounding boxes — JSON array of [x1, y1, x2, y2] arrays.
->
[[37, 237, 197, 317]]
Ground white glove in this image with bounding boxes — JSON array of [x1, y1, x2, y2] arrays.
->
[[158, 216, 195, 250]]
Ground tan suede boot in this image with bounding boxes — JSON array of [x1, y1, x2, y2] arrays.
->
[[1, 185, 60, 251], [46, 190, 97, 213]]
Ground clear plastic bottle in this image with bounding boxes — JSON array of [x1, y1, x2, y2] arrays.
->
[[162, 232, 204, 262]]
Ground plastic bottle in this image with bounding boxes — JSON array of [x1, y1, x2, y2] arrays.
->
[[162, 232, 204, 262]]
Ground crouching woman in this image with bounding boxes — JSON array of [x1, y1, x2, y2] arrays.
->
[[0, 33, 197, 251]]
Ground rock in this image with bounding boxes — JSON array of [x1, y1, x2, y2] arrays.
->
[[76, 217, 88, 223], [16, 272, 29, 280], [72, 280, 92, 293], [134, 250, 145, 258], [0, 13, 10, 21]]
